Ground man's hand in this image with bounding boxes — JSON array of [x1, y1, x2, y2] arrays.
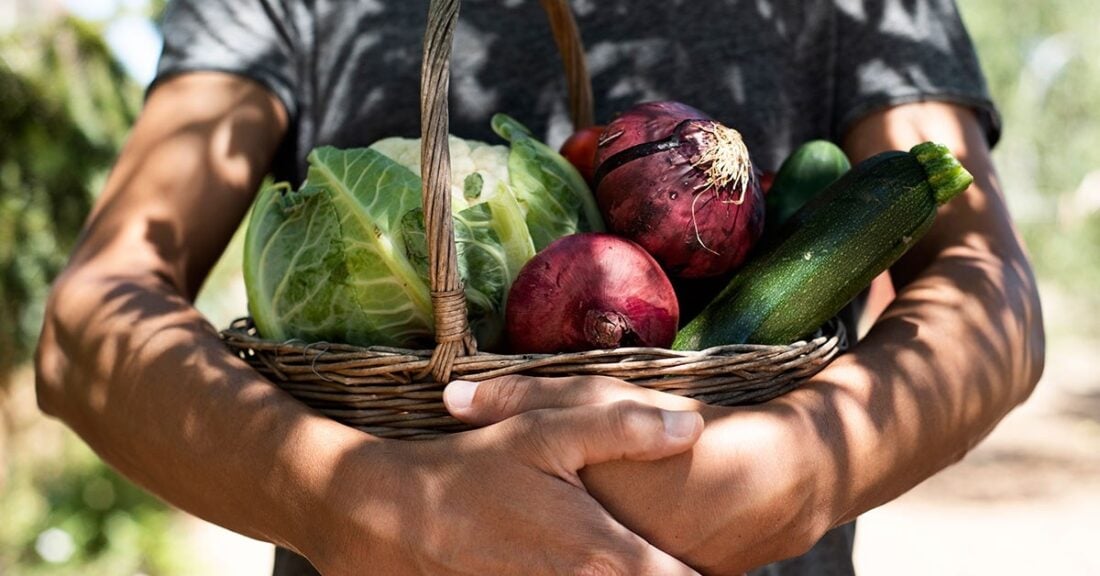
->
[[315, 402, 703, 576], [444, 102, 1045, 574], [445, 375, 817, 574]]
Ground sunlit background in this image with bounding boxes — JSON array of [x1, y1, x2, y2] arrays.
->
[[1, 0, 1098, 574]]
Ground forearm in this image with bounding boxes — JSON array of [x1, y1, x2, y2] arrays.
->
[[786, 182, 1043, 527], [33, 72, 373, 557], [793, 102, 1045, 525], [36, 267, 367, 554]]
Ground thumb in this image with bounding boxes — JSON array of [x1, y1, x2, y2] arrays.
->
[[443, 375, 702, 425], [509, 400, 703, 485]]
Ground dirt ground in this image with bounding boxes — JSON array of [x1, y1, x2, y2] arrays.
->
[[855, 336, 1100, 575]]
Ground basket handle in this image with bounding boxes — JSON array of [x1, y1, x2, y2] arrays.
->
[[539, 0, 595, 130], [419, 0, 593, 382]]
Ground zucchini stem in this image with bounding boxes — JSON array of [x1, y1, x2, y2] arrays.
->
[[910, 142, 974, 205]]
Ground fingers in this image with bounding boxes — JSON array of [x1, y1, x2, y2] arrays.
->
[[503, 403, 704, 575], [505, 401, 702, 485], [444, 374, 702, 425]]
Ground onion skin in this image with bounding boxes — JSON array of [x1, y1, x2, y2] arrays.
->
[[595, 101, 765, 279], [505, 233, 679, 353]]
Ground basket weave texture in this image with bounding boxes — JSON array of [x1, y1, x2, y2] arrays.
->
[[221, 0, 847, 439]]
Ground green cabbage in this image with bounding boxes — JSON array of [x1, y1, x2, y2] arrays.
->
[[243, 115, 603, 351]]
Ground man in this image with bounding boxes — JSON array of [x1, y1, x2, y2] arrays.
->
[[35, 1, 1043, 574]]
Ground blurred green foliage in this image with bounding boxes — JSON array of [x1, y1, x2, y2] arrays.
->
[[0, 11, 179, 576], [0, 17, 141, 385], [960, 0, 1100, 336], [0, 431, 187, 575], [962, 1, 1099, 198]]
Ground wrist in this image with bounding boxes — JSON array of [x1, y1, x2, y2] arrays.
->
[[678, 401, 834, 569], [769, 398, 837, 550], [268, 416, 382, 561], [780, 357, 883, 533]]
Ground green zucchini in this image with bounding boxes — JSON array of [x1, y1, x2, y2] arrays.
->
[[764, 140, 851, 238], [673, 142, 972, 348]]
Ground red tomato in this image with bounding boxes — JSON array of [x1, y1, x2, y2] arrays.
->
[[559, 125, 604, 188], [757, 169, 776, 196]]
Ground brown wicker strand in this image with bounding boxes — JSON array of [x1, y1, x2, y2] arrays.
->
[[420, 0, 477, 384], [539, 0, 594, 129], [223, 320, 845, 439], [430, 288, 474, 343]]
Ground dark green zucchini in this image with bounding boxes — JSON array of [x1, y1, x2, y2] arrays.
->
[[764, 140, 851, 238], [672, 142, 972, 348]]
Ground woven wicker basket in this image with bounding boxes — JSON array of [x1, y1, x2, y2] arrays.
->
[[221, 0, 848, 440]]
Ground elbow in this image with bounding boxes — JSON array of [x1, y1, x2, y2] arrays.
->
[[1011, 272, 1046, 408], [1020, 306, 1046, 404], [34, 273, 87, 422], [33, 343, 61, 419]]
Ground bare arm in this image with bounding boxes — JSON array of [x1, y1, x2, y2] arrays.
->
[[799, 101, 1044, 525], [447, 102, 1046, 573], [34, 72, 339, 551], [35, 72, 707, 575]]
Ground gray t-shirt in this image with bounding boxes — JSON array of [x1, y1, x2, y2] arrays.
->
[[155, 1, 997, 574]]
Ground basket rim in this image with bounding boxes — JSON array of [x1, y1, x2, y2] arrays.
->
[[221, 317, 848, 439], [221, 316, 848, 382]]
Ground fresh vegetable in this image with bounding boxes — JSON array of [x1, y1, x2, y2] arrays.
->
[[491, 115, 606, 250], [559, 125, 604, 187], [764, 140, 851, 237], [243, 115, 603, 351], [505, 233, 679, 353], [757, 169, 776, 195], [673, 142, 973, 349], [593, 101, 765, 279]]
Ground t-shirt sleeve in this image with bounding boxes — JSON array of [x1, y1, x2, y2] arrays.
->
[[153, 0, 299, 119], [833, 0, 1001, 147]]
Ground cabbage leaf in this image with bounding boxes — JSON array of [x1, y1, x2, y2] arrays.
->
[[491, 114, 606, 250], [245, 148, 434, 347]]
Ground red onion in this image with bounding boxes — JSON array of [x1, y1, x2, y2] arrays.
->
[[594, 101, 765, 278], [505, 233, 679, 353]]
